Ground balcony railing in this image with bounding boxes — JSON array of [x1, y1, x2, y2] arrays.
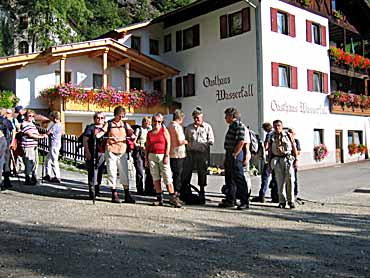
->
[[328, 92, 370, 116]]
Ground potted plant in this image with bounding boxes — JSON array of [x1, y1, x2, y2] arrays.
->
[[357, 144, 368, 155], [348, 143, 358, 156], [314, 144, 328, 162]]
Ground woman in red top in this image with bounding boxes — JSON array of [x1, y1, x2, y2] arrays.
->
[[145, 113, 181, 207]]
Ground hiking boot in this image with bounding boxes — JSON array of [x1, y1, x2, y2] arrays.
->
[[237, 200, 250, 210], [218, 200, 235, 208], [50, 177, 61, 184], [3, 176, 12, 188], [24, 176, 31, 185], [42, 175, 51, 181], [95, 185, 100, 197], [124, 192, 136, 204], [0, 183, 5, 191], [278, 203, 287, 209], [251, 196, 265, 203], [30, 175, 38, 185], [169, 195, 182, 208], [288, 202, 296, 209], [111, 190, 121, 204]]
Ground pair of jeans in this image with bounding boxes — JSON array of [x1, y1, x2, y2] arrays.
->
[[170, 157, 185, 193], [224, 152, 249, 205], [258, 163, 271, 197], [86, 152, 105, 186], [133, 147, 145, 192]]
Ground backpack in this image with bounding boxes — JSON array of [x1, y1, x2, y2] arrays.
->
[[249, 129, 260, 155], [107, 120, 135, 153], [0, 117, 12, 145]]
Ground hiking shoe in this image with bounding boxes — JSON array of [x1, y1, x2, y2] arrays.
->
[[30, 175, 38, 185], [50, 177, 61, 184], [95, 185, 100, 197], [124, 193, 136, 204], [251, 196, 265, 203], [278, 203, 286, 209], [24, 176, 31, 185], [288, 202, 296, 209], [42, 175, 51, 181], [151, 201, 164, 206], [169, 196, 182, 208], [237, 202, 250, 210], [111, 191, 121, 203], [218, 200, 235, 208], [0, 183, 5, 191]]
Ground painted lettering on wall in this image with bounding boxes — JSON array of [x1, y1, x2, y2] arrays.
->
[[270, 100, 328, 115], [202, 75, 254, 102]]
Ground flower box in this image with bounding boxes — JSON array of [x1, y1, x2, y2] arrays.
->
[[328, 93, 370, 116]]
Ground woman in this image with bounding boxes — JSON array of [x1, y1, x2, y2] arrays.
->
[[44, 111, 63, 183], [21, 110, 48, 185], [145, 113, 181, 207], [167, 109, 187, 197]]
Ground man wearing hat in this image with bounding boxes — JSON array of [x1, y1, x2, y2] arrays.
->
[[15, 106, 25, 124], [182, 107, 214, 203]]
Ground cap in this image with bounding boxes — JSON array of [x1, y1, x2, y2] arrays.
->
[[15, 106, 23, 113]]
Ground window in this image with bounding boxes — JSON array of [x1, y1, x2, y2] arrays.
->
[[19, 41, 29, 54], [307, 70, 328, 93], [153, 80, 161, 92], [93, 74, 103, 89], [55, 71, 72, 85], [164, 34, 171, 52], [131, 36, 141, 51], [306, 20, 326, 46], [176, 77, 182, 97], [220, 8, 250, 39], [19, 16, 28, 30], [271, 62, 297, 89], [176, 25, 200, 51], [166, 79, 172, 97], [130, 77, 142, 90], [314, 129, 324, 145], [149, 39, 159, 55], [270, 8, 295, 37], [183, 74, 195, 97], [348, 130, 363, 145]]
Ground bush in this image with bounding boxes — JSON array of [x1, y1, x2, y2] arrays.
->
[[0, 90, 19, 108]]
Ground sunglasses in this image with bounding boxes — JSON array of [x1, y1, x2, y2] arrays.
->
[[153, 120, 162, 123], [97, 117, 105, 119], [28, 115, 35, 118]]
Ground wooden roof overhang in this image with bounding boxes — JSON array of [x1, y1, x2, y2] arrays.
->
[[0, 39, 180, 79]]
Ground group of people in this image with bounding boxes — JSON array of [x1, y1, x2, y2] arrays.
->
[[82, 106, 214, 208], [1, 104, 300, 211], [0, 106, 63, 190]]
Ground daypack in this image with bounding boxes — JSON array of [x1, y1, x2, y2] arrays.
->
[[106, 120, 135, 153], [249, 129, 260, 155], [0, 117, 13, 145]]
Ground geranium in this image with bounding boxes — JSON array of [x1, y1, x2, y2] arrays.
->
[[358, 144, 368, 155], [314, 144, 328, 161], [348, 143, 358, 155], [353, 95, 362, 107]]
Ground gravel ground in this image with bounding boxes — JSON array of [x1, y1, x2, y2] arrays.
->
[[0, 170, 370, 278]]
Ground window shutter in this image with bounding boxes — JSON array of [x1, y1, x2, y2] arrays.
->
[[176, 77, 182, 97], [242, 8, 250, 33], [193, 25, 200, 47], [271, 62, 279, 87], [306, 20, 312, 42], [321, 25, 327, 47], [183, 75, 189, 97], [187, 74, 195, 96], [291, 66, 298, 89], [220, 15, 228, 39], [176, 31, 182, 52], [323, 73, 329, 93], [307, 70, 314, 91], [289, 14, 296, 37], [166, 79, 172, 97], [271, 8, 278, 32]]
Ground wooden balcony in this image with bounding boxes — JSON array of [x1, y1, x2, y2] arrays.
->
[[330, 60, 369, 79]]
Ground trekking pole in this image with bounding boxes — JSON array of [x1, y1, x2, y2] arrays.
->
[[91, 132, 97, 205], [10, 149, 20, 183]]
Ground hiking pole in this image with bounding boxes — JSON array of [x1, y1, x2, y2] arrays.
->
[[91, 132, 97, 205], [10, 149, 20, 183]]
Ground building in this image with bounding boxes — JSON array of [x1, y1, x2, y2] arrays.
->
[[0, 0, 369, 169]]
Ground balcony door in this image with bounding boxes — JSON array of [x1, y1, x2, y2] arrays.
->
[[335, 130, 343, 163]]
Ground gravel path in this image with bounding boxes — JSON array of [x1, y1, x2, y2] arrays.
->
[[0, 167, 370, 278]]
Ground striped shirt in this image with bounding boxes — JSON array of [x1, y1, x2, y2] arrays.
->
[[224, 120, 246, 152], [21, 122, 39, 148]]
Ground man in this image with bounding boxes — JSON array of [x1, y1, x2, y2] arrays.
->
[[0, 109, 15, 189], [15, 106, 25, 124], [288, 128, 301, 200], [251, 122, 276, 203], [219, 107, 250, 210], [266, 120, 298, 209], [104, 106, 136, 204], [182, 107, 214, 203], [83, 112, 106, 199]]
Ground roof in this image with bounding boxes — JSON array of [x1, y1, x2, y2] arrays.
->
[[0, 38, 179, 79]]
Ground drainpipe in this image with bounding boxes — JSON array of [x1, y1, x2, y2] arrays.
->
[[243, 0, 263, 136]]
